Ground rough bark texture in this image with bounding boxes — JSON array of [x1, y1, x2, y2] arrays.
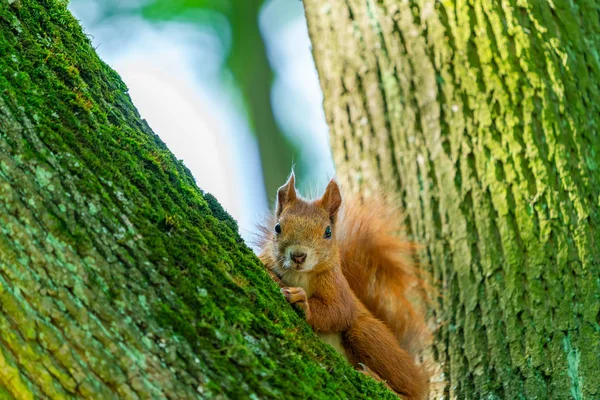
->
[[0, 0, 397, 398], [304, 0, 600, 399]]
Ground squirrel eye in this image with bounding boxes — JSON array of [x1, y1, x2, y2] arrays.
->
[[275, 223, 282, 234], [324, 226, 332, 239]]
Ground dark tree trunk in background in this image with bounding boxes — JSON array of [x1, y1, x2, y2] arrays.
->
[[0, 0, 397, 398], [119, 0, 301, 199], [228, 0, 300, 199], [304, 0, 600, 398]]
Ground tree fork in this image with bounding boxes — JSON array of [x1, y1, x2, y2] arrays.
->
[[0, 0, 398, 398]]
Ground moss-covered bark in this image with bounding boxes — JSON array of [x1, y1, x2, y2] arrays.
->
[[0, 0, 397, 398], [304, 0, 600, 398]]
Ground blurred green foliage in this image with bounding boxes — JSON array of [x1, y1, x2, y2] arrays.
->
[[80, 0, 303, 200]]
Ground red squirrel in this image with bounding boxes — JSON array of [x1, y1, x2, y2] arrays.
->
[[258, 173, 430, 399]]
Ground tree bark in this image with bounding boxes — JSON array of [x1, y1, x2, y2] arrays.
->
[[0, 0, 397, 398], [304, 0, 600, 398]]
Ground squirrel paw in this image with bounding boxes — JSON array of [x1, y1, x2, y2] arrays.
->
[[281, 287, 309, 314], [357, 363, 387, 388]]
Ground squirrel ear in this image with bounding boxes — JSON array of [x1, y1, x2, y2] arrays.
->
[[276, 173, 297, 217], [319, 179, 342, 221]]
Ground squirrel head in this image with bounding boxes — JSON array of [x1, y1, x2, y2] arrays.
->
[[271, 173, 342, 273]]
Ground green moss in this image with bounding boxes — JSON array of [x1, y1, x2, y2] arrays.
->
[[0, 0, 396, 398]]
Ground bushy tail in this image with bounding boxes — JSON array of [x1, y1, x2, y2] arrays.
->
[[344, 311, 429, 400], [337, 195, 432, 354]]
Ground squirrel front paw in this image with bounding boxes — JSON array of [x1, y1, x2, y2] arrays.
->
[[281, 287, 310, 315]]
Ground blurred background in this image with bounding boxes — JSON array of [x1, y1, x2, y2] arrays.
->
[[68, 0, 334, 243]]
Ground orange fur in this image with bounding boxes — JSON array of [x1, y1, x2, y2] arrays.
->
[[258, 174, 429, 399], [344, 302, 428, 399], [337, 196, 432, 354]]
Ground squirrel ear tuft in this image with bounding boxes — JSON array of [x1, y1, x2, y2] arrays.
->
[[276, 173, 297, 217], [319, 179, 342, 221]]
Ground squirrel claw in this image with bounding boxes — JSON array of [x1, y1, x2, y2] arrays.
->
[[357, 363, 386, 385], [281, 287, 307, 303]]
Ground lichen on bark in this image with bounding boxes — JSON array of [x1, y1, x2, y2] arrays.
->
[[304, 0, 600, 398], [0, 0, 397, 398]]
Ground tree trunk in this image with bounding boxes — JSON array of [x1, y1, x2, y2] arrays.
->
[[0, 0, 397, 398], [304, 0, 600, 399], [227, 0, 301, 199]]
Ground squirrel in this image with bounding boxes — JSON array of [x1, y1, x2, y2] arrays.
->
[[258, 173, 430, 399]]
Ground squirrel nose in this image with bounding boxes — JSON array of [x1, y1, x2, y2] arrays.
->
[[291, 251, 307, 265]]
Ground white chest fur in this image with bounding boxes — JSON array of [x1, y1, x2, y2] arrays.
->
[[318, 332, 349, 361], [274, 267, 348, 360], [279, 269, 313, 297]]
